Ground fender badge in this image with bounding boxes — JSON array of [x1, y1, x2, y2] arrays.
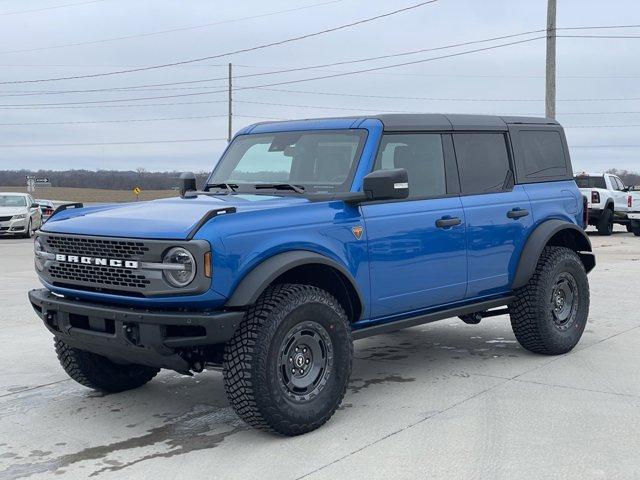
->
[[351, 226, 364, 240]]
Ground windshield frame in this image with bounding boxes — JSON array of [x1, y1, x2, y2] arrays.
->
[[0, 194, 27, 207], [206, 129, 369, 195]]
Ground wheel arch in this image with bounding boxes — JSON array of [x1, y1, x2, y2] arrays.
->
[[512, 220, 595, 289], [225, 251, 364, 321]]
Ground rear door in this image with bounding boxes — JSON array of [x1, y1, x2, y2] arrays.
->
[[453, 132, 533, 298], [361, 132, 467, 319], [609, 175, 629, 214]]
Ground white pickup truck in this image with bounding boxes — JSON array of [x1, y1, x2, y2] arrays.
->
[[575, 172, 640, 236]]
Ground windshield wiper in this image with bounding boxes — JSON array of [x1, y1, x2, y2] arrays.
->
[[253, 183, 305, 194], [207, 183, 238, 192]]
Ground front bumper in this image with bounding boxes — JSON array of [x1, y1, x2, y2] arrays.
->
[[0, 217, 27, 235], [28, 288, 244, 371]]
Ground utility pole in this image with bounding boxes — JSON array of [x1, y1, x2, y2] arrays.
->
[[227, 63, 233, 143], [545, 0, 557, 119]]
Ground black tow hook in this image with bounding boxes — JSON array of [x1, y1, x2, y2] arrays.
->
[[123, 323, 140, 346]]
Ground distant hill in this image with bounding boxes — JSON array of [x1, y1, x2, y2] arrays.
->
[[0, 170, 209, 190]]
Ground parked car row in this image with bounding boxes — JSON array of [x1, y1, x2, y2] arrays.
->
[[575, 172, 640, 236], [0, 193, 58, 238]]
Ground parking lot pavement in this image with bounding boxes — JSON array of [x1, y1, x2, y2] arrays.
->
[[1, 228, 639, 480]]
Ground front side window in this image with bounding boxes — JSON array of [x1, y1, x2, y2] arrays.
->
[[373, 133, 446, 199], [209, 130, 366, 193], [454, 133, 512, 195], [0, 195, 27, 207]]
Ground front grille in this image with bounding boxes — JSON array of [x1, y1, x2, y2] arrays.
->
[[0, 216, 12, 222], [37, 232, 210, 297], [49, 263, 151, 289], [45, 235, 149, 259]]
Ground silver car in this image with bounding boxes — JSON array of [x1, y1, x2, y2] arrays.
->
[[0, 193, 42, 238]]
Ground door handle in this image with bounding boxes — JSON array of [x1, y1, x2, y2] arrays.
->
[[436, 217, 462, 228], [507, 208, 530, 219]]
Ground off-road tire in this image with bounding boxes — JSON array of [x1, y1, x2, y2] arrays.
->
[[631, 220, 640, 237], [223, 284, 352, 436], [510, 247, 589, 355], [596, 208, 614, 235], [55, 338, 159, 392], [626, 223, 633, 233]]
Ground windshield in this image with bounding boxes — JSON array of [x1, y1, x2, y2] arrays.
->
[[575, 176, 606, 189], [209, 130, 366, 193], [0, 195, 27, 207]]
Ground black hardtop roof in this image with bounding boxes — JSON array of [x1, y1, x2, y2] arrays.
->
[[375, 114, 559, 132]]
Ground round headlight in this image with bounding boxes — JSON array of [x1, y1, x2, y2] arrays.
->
[[162, 247, 196, 287], [34, 238, 44, 272]]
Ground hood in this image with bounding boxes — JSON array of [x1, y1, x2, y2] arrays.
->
[[0, 206, 26, 217], [41, 194, 309, 239]]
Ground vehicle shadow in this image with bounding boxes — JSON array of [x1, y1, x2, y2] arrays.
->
[[0, 320, 526, 478]]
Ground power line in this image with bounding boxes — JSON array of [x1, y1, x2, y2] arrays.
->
[[0, 29, 546, 95], [0, 114, 284, 126], [0, 1, 438, 84], [570, 144, 640, 148], [253, 87, 640, 103], [0, 36, 546, 107], [0, 138, 228, 148], [0, 99, 229, 110], [0, 0, 106, 16], [0, 0, 347, 55], [565, 124, 640, 128]]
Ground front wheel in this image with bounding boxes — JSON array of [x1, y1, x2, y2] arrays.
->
[[23, 219, 33, 238], [55, 338, 159, 392], [223, 284, 352, 436], [510, 247, 590, 355]]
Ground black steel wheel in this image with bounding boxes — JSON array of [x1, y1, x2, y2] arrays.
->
[[278, 321, 333, 403], [223, 284, 352, 436], [550, 272, 579, 330]]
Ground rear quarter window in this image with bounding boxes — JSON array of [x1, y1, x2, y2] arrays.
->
[[511, 127, 573, 183], [519, 130, 567, 180]]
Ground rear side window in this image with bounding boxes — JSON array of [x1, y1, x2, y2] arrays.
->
[[454, 133, 512, 195], [519, 130, 567, 180], [575, 176, 606, 189]]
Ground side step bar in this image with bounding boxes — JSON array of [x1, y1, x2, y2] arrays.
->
[[352, 296, 514, 340]]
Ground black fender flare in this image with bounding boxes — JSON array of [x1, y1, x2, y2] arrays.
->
[[512, 220, 595, 289], [225, 250, 365, 311]]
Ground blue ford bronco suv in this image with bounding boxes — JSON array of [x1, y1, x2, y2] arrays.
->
[[29, 114, 595, 436]]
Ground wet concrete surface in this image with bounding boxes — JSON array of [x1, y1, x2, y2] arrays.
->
[[1, 227, 639, 479]]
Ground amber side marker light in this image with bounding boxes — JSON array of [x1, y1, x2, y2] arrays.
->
[[204, 252, 212, 278]]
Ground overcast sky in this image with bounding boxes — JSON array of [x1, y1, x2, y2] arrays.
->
[[0, 0, 639, 173]]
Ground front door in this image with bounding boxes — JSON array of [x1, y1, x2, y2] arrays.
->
[[361, 133, 467, 319]]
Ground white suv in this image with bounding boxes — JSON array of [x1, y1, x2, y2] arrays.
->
[[0, 193, 42, 238]]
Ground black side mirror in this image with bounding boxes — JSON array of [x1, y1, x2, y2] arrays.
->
[[362, 168, 409, 201], [31, 203, 39, 209], [179, 172, 197, 198]]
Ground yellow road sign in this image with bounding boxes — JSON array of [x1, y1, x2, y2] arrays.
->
[[133, 187, 141, 196]]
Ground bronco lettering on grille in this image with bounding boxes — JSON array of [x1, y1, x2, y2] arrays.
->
[[54, 254, 138, 269]]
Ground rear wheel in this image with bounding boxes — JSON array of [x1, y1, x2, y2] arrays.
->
[[223, 284, 352, 436], [55, 338, 159, 393], [626, 223, 633, 233], [631, 220, 640, 237], [596, 208, 614, 235], [510, 247, 589, 355]]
